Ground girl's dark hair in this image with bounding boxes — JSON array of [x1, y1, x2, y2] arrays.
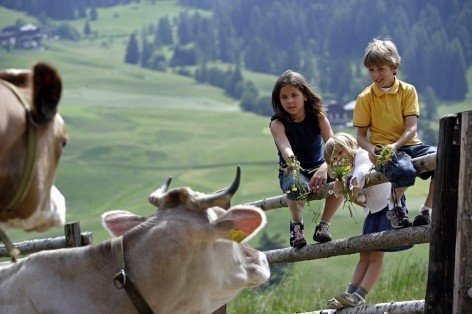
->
[[271, 70, 326, 122]]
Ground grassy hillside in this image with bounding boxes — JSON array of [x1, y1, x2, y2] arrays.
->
[[1, 1, 469, 312]]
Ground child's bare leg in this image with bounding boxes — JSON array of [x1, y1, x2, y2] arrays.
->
[[321, 194, 343, 222], [336, 251, 384, 306], [350, 252, 370, 286], [424, 179, 434, 208], [360, 251, 384, 291], [287, 199, 305, 222], [391, 187, 407, 206]]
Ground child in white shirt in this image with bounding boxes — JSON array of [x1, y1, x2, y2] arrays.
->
[[323, 133, 411, 309]]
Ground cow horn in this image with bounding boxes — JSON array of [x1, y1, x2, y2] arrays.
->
[[148, 177, 172, 207], [194, 166, 240, 210]]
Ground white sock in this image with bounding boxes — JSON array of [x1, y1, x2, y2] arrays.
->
[[387, 200, 395, 210], [420, 205, 432, 215]]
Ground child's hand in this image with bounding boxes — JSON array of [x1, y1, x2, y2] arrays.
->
[[350, 187, 366, 207], [310, 164, 328, 191], [368, 149, 378, 164]]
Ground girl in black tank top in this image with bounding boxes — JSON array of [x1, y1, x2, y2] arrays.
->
[[269, 70, 342, 248]]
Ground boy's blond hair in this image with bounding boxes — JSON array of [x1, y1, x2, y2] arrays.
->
[[363, 38, 401, 70], [324, 133, 359, 165]]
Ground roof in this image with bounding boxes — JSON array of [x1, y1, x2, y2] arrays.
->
[[343, 100, 356, 111]]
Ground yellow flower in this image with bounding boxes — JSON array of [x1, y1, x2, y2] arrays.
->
[[374, 145, 395, 171]]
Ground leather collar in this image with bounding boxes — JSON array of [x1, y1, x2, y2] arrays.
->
[[111, 236, 154, 314]]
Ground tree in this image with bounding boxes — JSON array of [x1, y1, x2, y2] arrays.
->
[[90, 5, 98, 21], [154, 16, 173, 46], [83, 21, 91, 37], [141, 37, 154, 68], [177, 12, 192, 45], [422, 86, 439, 121], [124, 33, 139, 64], [52, 23, 81, 41], [240, 81, 260, 112]]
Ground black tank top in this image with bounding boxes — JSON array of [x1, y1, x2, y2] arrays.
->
[[273, 113, 325, 170]]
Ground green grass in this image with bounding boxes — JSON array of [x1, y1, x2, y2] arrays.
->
[[0, 2, 468, 313]]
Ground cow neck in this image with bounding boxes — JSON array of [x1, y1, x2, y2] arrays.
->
[[0, 79, 38, 215], [111, 236, 154, 314]]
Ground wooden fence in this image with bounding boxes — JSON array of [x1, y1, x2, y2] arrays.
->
[[0, 221, 92, 258]]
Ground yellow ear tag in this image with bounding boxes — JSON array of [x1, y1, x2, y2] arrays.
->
[[229, 229, 248, 243]]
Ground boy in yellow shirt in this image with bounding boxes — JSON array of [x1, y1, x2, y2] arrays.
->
[[353, 38, 436, 228]]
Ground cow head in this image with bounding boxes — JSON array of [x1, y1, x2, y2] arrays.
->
[[101, 167, 270, 313], [0, 62, 67, 232]]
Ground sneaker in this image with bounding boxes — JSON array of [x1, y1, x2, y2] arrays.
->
[[413, 210, 431, 226], [327, 298, 344, 310], [389, 206, 413, 229], [313, 222, 332, 243], [289, 221, 307, 248], [335, 292, 365, 307]]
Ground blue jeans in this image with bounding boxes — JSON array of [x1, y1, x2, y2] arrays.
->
[[398, 144, 436, 180], [381, 151, 416, 188]]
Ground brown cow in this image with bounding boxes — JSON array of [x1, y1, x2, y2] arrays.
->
[[0, 62, 67, 232], [0, 168, 270, 313]]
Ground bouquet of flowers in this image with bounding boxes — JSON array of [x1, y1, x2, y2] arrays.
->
[[283, 156, 309, 200], [374, 144, 395, 172], [328, 157, 357, 221]]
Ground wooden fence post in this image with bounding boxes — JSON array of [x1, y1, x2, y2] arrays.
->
[[453, 110, 472, 313], [65, 221, 83, 247], [424, 114, 461, 313]]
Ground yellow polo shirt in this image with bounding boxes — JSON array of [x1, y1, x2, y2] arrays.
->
[[353, 78, 422, 146]]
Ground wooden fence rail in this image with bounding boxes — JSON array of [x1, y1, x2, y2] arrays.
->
[[316, 300, 425, 314], [0, 221, 92, 258], [264, 226, 429, 264], [245, 153, 436, 211]]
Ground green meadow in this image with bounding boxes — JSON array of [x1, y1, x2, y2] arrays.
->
[[1, 2, 470, 312]]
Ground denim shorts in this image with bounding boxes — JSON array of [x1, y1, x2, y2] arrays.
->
[[363, 205, 412, 252], [278, 163, 330, 200], [380, 151, 416, 188], [398, 144, 436, 180], [278, 169, 311, 200]]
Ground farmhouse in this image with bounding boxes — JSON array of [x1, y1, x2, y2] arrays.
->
[[325, 99, 355, 127], [0, 24, 44, 50]]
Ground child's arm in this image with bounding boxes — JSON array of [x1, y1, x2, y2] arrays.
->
[[318, 113, 334, 142], [310, 114, 333, 190], [391, 115, 418, 150], [269, 119, 294, 161], [356, 127, 377, 163]]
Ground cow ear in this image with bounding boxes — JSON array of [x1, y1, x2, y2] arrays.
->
[[101, 210, 146, 237], [32, 62, 62, 126], [213, 205, 266, 243]]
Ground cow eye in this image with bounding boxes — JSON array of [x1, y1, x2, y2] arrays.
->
[[61, 135, 69, 148]]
